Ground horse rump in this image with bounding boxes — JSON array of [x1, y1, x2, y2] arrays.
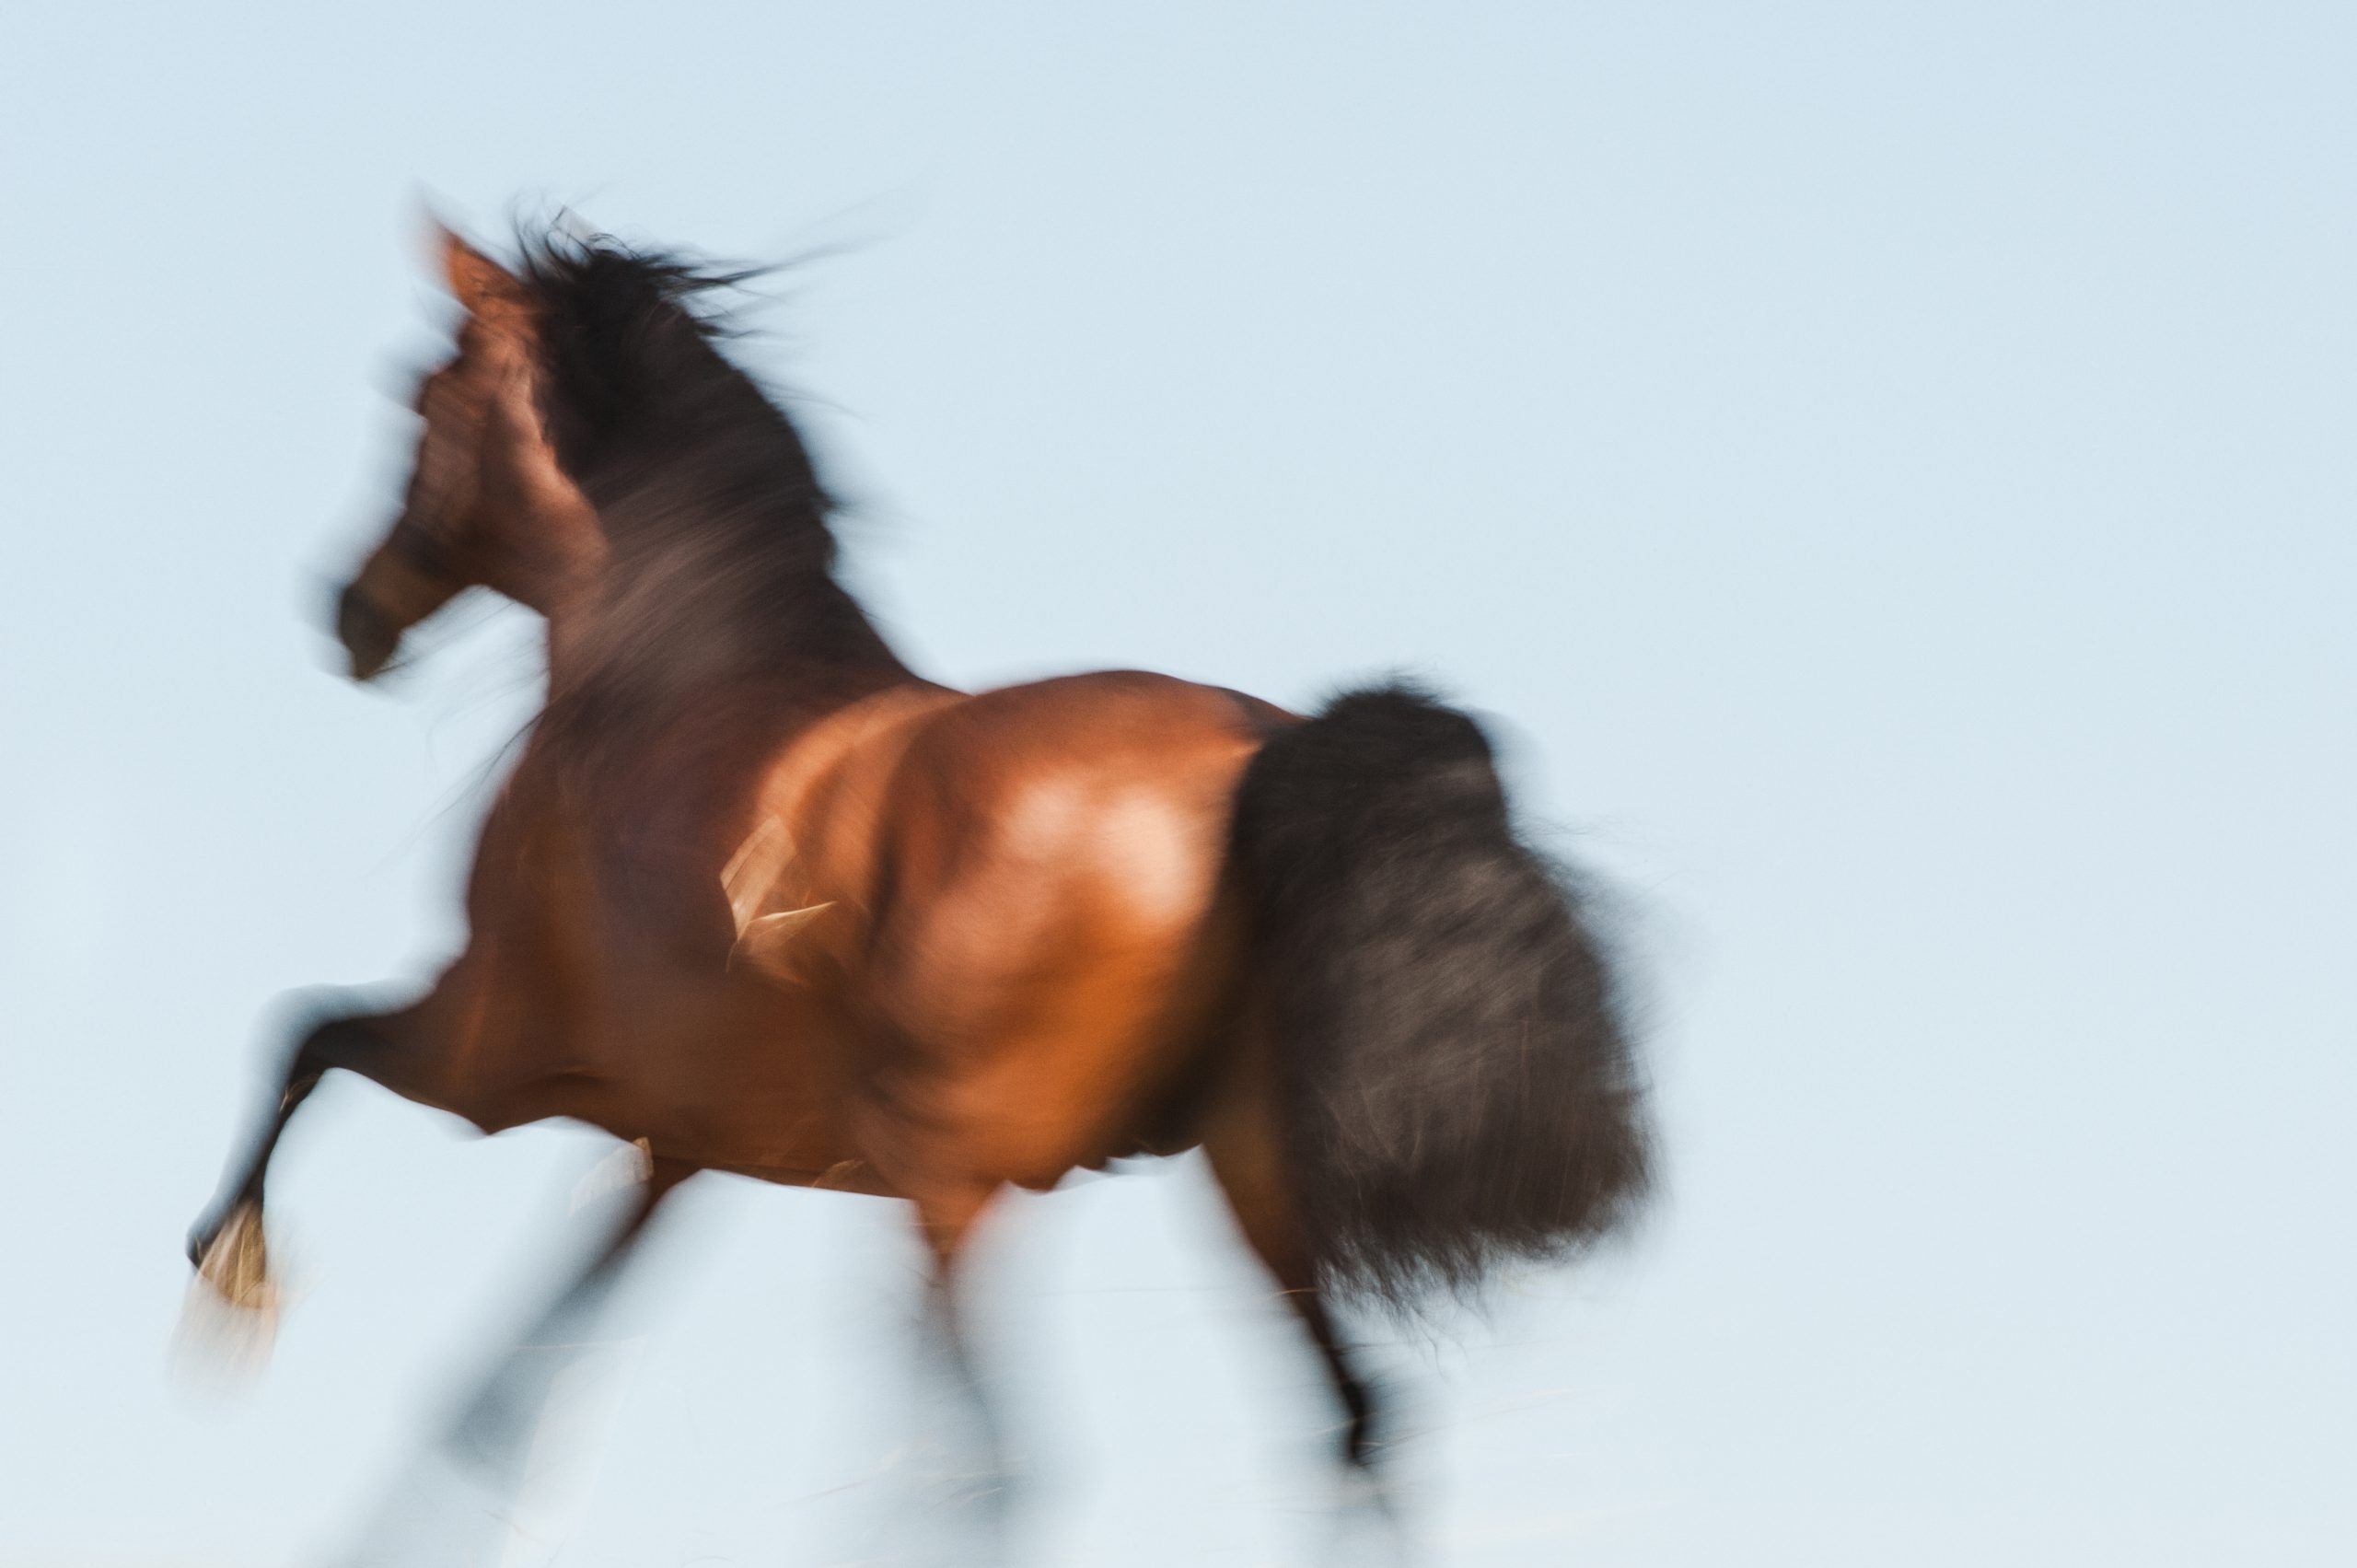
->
[[1226, 682, 1651, 1307]]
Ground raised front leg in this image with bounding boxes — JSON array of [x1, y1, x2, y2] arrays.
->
[[186, 996, 443, 1311]]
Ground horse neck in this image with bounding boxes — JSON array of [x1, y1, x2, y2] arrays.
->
[[479, 408, 611, 641], [540, 450, 920, 761], [497, 517, 610, 695]]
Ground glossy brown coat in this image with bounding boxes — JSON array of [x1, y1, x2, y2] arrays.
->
[[189, 226, 1649, 1488]]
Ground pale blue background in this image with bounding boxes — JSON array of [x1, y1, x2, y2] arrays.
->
[[3, 4, 2351, 1564]]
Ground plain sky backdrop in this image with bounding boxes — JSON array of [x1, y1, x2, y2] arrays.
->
[[3, 3, 2352, 1564]]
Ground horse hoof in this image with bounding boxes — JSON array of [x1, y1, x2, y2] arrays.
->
[[192, 1201, 280, 1314], [1330, 1458, 1419, 1568], [172, 1202, 282, 1385]]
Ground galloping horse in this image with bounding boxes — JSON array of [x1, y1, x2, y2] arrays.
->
[[187, 223, 1650, 1482]]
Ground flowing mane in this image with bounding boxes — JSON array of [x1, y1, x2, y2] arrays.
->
[[514, 228, 909, 761]]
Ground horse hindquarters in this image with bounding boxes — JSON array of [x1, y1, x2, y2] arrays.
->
[[827, 677, 1264, 1229]]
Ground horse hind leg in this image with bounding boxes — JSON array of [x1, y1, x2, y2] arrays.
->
[[1200, 1074, 1404, 1502], [1201, 1112, 1430, 1568]]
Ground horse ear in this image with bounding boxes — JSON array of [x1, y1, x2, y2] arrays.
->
[[435, 224, 526, 319]]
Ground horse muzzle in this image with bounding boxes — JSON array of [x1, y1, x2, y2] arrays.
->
[[333, 581, 402, 682]]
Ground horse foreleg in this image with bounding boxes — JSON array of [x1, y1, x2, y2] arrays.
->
[[908, 1177, 1017, 1545], [438, 1154, 697, 1482], [324, 1154, 697, 1568], [185, 999, 440, 1310]]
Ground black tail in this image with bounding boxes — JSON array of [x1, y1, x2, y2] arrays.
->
[[1228, 682, 1652, 1306]]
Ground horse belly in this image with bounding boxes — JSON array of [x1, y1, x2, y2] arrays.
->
[[552, 961, 867, 1182]]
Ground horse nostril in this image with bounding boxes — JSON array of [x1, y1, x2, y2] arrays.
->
[[331, 583, 368, 643], [334, 584, 399, 680]]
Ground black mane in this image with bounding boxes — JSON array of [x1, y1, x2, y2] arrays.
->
[[516, 235, 784, 486], [510, 228, 910, 765]]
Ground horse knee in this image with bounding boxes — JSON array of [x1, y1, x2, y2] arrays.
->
[[289, 1004, 449, 1108], [293, 1007, 388, 1075]]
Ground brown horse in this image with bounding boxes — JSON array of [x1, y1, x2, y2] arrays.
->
[[187, 223, 1650, 1487]]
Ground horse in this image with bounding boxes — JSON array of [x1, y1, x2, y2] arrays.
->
[[186, 221, 1652, 1503]]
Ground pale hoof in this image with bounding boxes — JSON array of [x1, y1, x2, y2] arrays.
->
[[171, 1202, 280, 1384], [195, 1201, 280, 1313]]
